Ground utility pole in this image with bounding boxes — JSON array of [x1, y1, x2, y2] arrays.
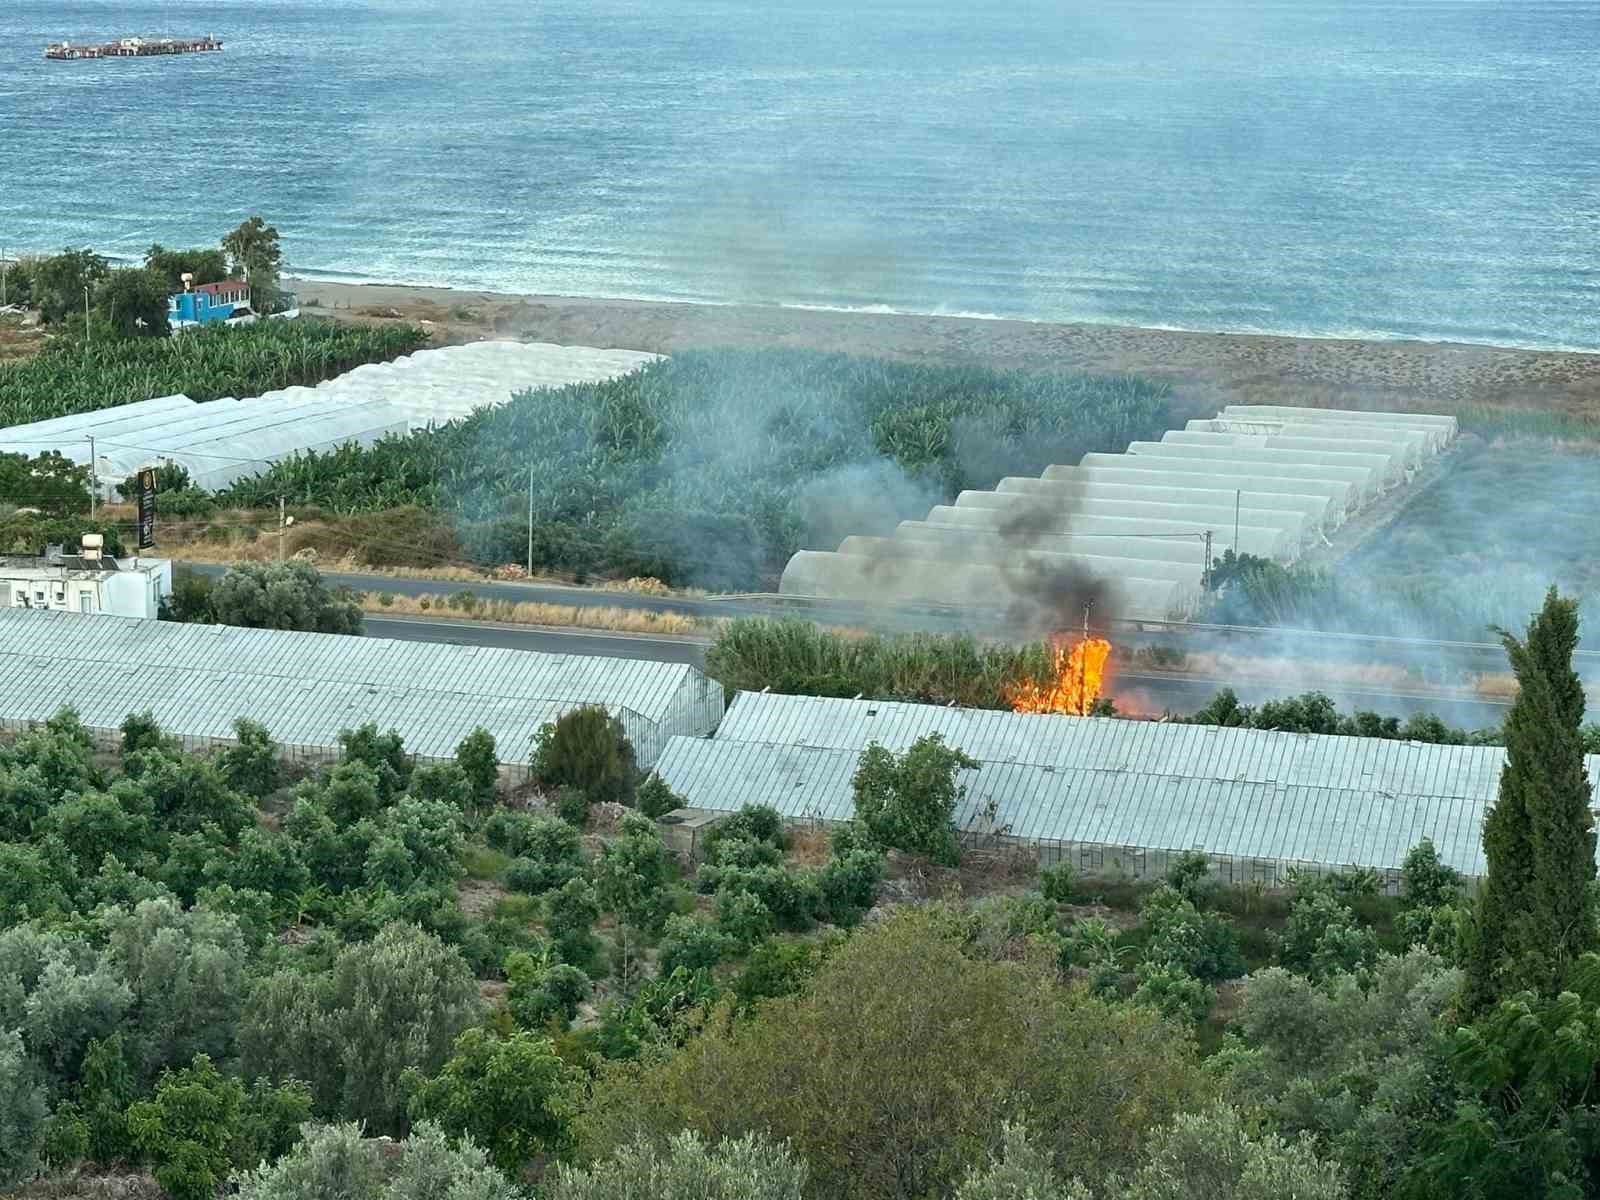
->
[[1202, 530, 1214, 589], [83, 285, 91, 343], [526, 466, 534, 576], [278, 496, 287, 561], [86, 435, 96, 518], [1234, 489, 1241, 554]]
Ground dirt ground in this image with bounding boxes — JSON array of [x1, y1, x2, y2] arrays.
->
[[288, 277, 1600, 421]]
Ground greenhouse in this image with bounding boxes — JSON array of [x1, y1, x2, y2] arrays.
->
[[244, 340, 662, 428], [1159, 432, 1408, 486], [951, 489, 1312, 549], [778, 551, 1198, 620], [0, 608, 721, 768], [1075, 452, 1378, 503], [1046, 465, 1356, 521], [994, 477, 1336, 532], [1217, 405, 1458, 450], [920, 505, 1295, 559], [0, 341, 662, 493], [654, 691, 1598, 883], [892, 522, 1214, 566], [779, 404, 1455, 618], [835, 537, 1206, 588]]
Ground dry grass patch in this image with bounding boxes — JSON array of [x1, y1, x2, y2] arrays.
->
[[787, 823, 833, 866], [365, 591, 712, 637]]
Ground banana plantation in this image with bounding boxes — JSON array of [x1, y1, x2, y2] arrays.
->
[[0, 320, 428, 425], [218, 349, 1171, 589]]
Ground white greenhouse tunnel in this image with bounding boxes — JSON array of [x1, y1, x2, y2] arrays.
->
[[778, 405, 1457, 622], [0, 341, 664, 496]]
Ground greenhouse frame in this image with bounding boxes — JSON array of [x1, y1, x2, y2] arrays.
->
[[0, 608, 722, 769], [652, 691, 1578, 885]]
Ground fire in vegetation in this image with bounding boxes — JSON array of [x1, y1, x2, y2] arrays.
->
[[1006, 637, 1113, 716]]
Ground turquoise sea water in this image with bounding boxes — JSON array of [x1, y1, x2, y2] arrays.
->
[[2, 0, 1598, 348]]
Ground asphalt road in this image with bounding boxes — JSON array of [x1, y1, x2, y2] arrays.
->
[[363, 615, 710, 665]]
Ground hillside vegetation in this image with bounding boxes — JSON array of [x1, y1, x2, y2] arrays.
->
[[216, 350, 1172, 589]]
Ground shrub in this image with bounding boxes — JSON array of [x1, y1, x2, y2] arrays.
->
[[1280, 892, 1380, 980], [0, 1028, 48, 1190], [406, 1027, 580, 1175], [1165, 851, 1213, 902], [851, 734, 977, 865], [1132, 963, 1216, 1023], [531, 706, 637, 806], [508, 952, 591, 1030], [816, 848, 883, 926], [454, 728, 499, 811], [505, 856, 566, 896], [703, 864, 820, 933], [1401, 837, 1463, 909], [336, 724, 410, 804], [732, 940, 822, 1008], [207, 560, 363, 635], [545, 877, 602, 971], [556, 785, 592, 828], [126, 1055, 243, 1200], [484, 809, 539, 856], [231, 1120, 520, 1200], [546, 1130, 809, 1200], [636, 772, 687, 819], [704, 805, 787, 855], [219, 718, 281, 799], [707, 834, 785, 870], [593, 812, 675, 934], [659, 916, 732, 975], [1038, 862, 1076, 904], [1139, 886, 1246, 984], [240, 923, 481, 1134]]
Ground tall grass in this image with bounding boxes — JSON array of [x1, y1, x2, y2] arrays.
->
[[705, 618, 1055, 708]]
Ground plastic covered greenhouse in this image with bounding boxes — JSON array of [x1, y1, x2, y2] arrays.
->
[[653, 691, 1598, 886], [0, 341, 661, 493], [778, 404, 1457, 618], [0, 608, 721, 769]]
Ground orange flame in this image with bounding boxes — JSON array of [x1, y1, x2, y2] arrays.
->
[[1006, 637, 1113, 716]]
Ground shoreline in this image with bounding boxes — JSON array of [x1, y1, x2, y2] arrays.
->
[[289, 275, 1600, 418]]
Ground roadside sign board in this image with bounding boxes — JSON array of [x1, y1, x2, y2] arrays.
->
[[137, 468, 156, 550]]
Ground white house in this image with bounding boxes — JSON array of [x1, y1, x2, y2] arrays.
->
[[0, 538, 172, 619]]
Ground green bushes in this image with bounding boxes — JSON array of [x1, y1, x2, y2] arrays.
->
[[852, 734, 978, 865], [166, 561, 364, 635], [405, 1028, 580, 1175], [214, 349, 1170, 588], [532, 706, 638, 811]]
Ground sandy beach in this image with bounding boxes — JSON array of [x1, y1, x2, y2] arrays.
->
[[286, 277, 1600, 422]]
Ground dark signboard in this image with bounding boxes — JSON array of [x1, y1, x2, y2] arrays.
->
[[136, 467, 156, 550]]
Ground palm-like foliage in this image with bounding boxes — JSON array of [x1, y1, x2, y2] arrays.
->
[[219, 349, 1171, 589], [0, 319, 427, 424]]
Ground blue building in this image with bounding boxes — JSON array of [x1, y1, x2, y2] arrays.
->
[[168, 280, 253, 329]]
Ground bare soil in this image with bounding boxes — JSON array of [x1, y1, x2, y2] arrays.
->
[[288, 278, 1600, 421]]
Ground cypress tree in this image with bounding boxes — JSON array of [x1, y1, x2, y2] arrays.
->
[[1465, 588, 1597, 1014]]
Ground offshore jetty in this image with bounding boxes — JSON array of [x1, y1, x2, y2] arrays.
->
[[44, 36, 222, 60]]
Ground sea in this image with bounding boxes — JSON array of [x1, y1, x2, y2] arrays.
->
[[2, 0, 1598, 350]]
